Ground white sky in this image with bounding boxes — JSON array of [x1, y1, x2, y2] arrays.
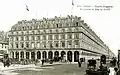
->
[[0, 0, 120, 56]]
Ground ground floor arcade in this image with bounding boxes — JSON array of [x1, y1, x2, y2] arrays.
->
[[9, 50, 84, 62], [9, 49, 100, 62]]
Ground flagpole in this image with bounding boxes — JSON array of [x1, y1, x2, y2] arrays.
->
[[25, 4, 29, 20], [71, 0, 74, 16]]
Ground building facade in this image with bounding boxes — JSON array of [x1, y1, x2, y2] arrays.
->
[[8, 15, 115, 62], [0, 31, 9, 58]]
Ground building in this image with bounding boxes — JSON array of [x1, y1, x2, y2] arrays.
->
[[8, 15, 115, 62], [0, 31, 9, 58]]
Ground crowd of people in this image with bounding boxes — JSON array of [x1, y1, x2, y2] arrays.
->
[[109, 57, 120, 75]]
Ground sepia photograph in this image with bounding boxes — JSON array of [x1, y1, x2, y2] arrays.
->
[[0, 0, 120, 75]]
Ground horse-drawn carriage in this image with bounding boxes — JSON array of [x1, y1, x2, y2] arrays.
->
[[85, 55, 110, 75]]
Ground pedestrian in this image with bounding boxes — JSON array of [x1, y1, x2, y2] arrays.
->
[[41, 59, 44, 65], [114, 67, 118, 75], [78, 60, 81, 67], [6, 58, 10, 67], [35, 59, 37, 66]]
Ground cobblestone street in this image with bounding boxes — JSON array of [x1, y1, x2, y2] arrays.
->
[[0, 62, 88, 75], [13, 63, 87, 75]]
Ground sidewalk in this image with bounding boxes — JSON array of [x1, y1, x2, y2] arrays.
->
[[0, 61, 86, 72], [40, 62, 64, 67], [0, 62, 64, 71], [0, 64, 36, 71]]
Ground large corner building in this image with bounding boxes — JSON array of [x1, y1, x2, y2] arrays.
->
[[8, 15, 115, 62]]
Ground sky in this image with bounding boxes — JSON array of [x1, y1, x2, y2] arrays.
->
[[0, 0, 120, 56]]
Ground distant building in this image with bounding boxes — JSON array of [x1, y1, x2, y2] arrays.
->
[[0, 31, 8, 58], [8, 15, 115, 62]]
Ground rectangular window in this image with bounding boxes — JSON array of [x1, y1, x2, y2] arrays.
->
[[68, 40, 72, 45], [49, 35, 52, 40], [68, 28, 72, 32], [37, 43, 40, 48], [27, 31, 29, 34], [26, 42, 29, 48], [16, 37, 18, 41], [74, 40, 79, 45], [11, 37, 13, 41], [21, 37, 24, 41], [76, 22, 79, 26], [2, 44, 3, 48], [61, 34, 65, 39], [11, 43, 13, 48], [26, 36, 29, 40], [32, 31, 34, 34], [61, 41, 65, 47], [31, 43, 34, 48], [43, 42, 46, 48], [50, 43, 53, 48], [37, 30, 40, 34], [55, 35, 58, 40], [62, 29, 65, 32], [56, 29, 59, 33], [21, 43, 24, 48], [50, 30, 52, 33], [32, 36, 34, 40], [55, 41, 59, 47], [37, 36, 40, 40], [43, 30, 46, 33], [75, 28, 79, 32], [16, 43, 18, 48], [56, 24, 58, 28], [43, 35, 46, 40], [68, 34, 72, 39], [74, 34, 79, 39]]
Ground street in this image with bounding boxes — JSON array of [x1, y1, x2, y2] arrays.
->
[[0, 60, 110, 75], [0, 62, 87, 75], [13, 63, 87, 75]]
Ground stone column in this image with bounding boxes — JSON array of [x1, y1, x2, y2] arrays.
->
[[14, 51, 16, 59], [46, 51, 48, 59], [41, 51, 43, 60], [66, 51, 67, 60], [72, 51, 74, 62], [58, 51, 60, 57], [53, 51, 54, 59], [65, 54, 67, 61], [79, 50, 82, 58], [24, 51, 26, 59], [29, 52, 31, 60], [19, 51, 21, 61], [35, 51, 37, 60]]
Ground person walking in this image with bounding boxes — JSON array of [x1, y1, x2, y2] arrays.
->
[[78, 60, 81, 67], [41, 58, 45, 65], [114, 67, 118, 75]]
